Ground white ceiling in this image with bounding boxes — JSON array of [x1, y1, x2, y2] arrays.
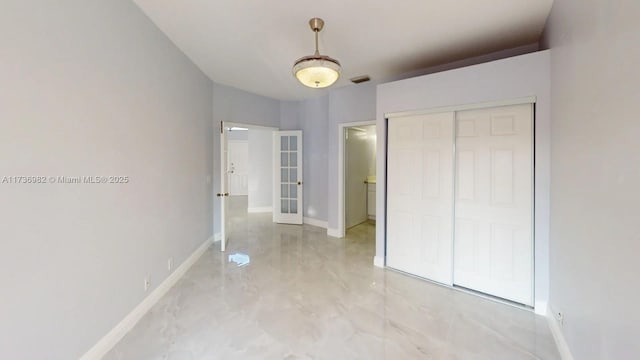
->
[[132, 0, 553, 100]]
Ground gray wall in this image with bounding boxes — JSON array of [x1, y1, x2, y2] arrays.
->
[[543, 0, 640, 358], [212, 83, 280, 235], [280, 86, 378, 226], [0, 1, 213, 359], [281, 86, 378, 225], [248, 129, 273, 210], [280, 97, 332, 223], [299, 96, 330, 221], [279, 101, 301, 130], [327, 83, 378, 231], [376, 51, 551, 312]]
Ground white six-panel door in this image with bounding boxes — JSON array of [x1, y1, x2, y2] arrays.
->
[[386, 103, 534, 306], [453, 104, 533, 306], [386, 112, 455, 285]]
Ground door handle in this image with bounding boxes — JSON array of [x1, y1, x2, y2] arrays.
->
[[225, 193, 229, 196], [216, 193, 230, 197], [297, 181, 302, 186]]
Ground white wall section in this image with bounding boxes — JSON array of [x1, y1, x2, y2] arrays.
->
[[0, 1, 213, 359], [248, 129, 274, 211], [543, 0, 640, 358]]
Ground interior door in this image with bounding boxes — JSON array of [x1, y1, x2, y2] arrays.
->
[[273, 131, 303, 224], [345, 127, 369, 228], [219, 124, 230, 252], [386, 112, 455, 285], [453, 103, 533, 305], [228, 140, 249, 196]]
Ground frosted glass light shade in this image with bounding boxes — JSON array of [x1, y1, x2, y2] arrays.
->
[[293, 55, 341, 88]]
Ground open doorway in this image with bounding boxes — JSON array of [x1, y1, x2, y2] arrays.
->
[[226, 125, 275, 213], [219, 122, 277, 251], [338, 121, 377, 240]]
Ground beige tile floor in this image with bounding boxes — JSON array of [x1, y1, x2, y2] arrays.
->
[[105, 196, 559, 359]]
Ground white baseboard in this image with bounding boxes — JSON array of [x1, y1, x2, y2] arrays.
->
[[535, 300, 548, 316], [247, 206, 272, 213], [303, 217, 328, 229], [327, 227, 343, 238], [373, 256, 385, 268], [79, 236, 214, 360], [547, 304, 574, 360], [213, 233, 221, 242]]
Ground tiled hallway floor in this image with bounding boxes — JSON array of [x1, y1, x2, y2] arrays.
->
[[105, 196, 559, 359]]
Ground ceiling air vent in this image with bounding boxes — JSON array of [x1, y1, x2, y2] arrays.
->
[[350, 75, 370, 84]]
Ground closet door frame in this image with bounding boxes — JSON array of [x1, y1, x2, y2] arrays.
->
[[384, 96, 536, 308]]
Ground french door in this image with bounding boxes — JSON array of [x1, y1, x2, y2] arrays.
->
[[273, 131, 303, 225], [386, 103, 534, 306]]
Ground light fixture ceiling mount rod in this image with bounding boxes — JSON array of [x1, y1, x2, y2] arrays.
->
[[309, 18, 324, 56]]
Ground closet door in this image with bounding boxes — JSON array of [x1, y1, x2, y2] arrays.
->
[[453, 104, 533, 305], [387, 112, 455, 285]]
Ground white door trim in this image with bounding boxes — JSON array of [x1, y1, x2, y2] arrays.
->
[[224, 121, 279, 131], [220, 123, 229, 252], [385, 96, 536, 119], [216, 122, 279, 252], [337, 120, 377, 238]]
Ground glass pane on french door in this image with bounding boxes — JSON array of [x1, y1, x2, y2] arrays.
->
[[280, 135, 298, 214]]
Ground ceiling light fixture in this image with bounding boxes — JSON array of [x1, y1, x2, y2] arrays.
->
[[293, 18, 341, 89]]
